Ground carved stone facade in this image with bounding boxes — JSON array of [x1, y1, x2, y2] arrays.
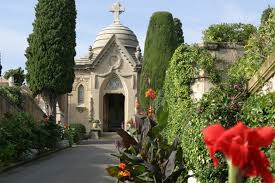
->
[[68, 3, 142, 132]]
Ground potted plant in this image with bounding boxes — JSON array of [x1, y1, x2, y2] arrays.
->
[[90, 119, 100, 129]]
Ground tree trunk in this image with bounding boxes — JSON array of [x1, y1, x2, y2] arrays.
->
[[42, 91, 57, 122]]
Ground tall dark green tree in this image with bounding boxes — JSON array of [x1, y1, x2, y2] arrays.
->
[[139, 11, 177, 108], [174, 18, 184, 46], [26, 0, 76, 118]]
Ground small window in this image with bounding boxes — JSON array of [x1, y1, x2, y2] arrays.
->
[[78, 85, 84, 105]]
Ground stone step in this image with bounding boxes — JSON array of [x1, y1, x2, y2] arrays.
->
[[101, 132, 121, 140]]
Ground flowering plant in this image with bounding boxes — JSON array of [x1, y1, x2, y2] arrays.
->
[[203, 121, 275, 183], [145, 88, 156, 100], [145, 88, 156, 117], [106, 114, 186, 183]]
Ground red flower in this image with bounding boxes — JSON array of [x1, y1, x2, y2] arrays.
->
[[203, 121, 275, 183], [118, 163, 126, 170], [145, 88, 156, 100]]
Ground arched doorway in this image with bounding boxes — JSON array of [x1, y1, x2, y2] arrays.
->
[[103, 93, 125, 132]]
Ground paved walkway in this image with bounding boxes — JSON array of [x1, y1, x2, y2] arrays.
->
[[0, 140, 118, 183]]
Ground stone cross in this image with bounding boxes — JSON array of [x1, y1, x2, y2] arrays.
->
[[110, 1, 125, 24]]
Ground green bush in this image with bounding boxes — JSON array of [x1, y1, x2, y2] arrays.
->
[[0, 86, 23, 108], [203, 23, 256, 44], [40, 121, 63, 149], [0, 113, 37, 162], [162, 44, 239, 182], [69, 123, 86, 142], [63, 128, 74, 146], [0, 112, 64, 165], [241, 93, 275, 182]]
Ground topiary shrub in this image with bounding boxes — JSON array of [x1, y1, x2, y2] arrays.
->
[[69, 123, 86, 143], [203, 23, 256, 44], [139, 11, 178, 109]]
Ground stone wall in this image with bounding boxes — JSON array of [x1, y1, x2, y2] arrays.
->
[[0, 89, 45, 121], [0, 93, 20, 118], [202, 42, 244, 76], [22, 92, 45, 121], [191, 43, 244, 101]]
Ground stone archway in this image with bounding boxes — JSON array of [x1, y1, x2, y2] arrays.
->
[[103, 93, 125, 132]]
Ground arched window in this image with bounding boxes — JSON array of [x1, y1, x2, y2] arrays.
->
[[78, 85, 84, 105]]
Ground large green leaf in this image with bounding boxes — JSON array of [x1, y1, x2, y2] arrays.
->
[[106, 166, 120, 177], [165, 151, 177, 178], [135, 172, 154, 182], [116, 129, 138, 148]]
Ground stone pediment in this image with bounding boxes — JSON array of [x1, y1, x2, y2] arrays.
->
[[75, 35, 141, 72]]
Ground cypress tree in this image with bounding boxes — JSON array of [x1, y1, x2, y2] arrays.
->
[[174, 18, 184, 46], [139, 12, 177, 108], [25, 0, 76, 118]]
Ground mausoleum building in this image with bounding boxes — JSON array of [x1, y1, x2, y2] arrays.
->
[[68, 2, 142, 132]]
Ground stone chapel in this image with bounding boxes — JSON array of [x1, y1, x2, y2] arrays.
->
[[68, 2, 142, 132]]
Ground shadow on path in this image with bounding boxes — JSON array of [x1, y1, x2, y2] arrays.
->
[[0, 143, 118, 183]]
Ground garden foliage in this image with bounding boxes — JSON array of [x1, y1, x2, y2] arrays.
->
[[106, 114, 187, 183], [69, 123, 86, 143], [162, 9, 275, 182], [0, 113, 64, 166], [203, 23, 256, 44]]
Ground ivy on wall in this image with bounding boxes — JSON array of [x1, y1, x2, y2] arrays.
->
[[162, 9, 275, 182], [162, 44, 224, 182]]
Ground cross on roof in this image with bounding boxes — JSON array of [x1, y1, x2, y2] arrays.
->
[[110, 1, 125, 24]]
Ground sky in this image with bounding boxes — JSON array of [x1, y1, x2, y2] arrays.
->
[[0, 0, 274, 73]]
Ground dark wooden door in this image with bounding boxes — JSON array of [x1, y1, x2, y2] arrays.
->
[[104, 94, 125, 132]]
